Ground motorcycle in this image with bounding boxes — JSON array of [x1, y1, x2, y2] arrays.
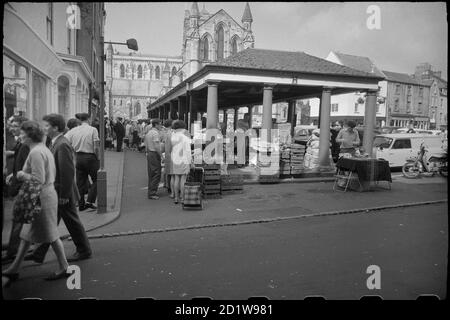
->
[[402, 142, 448, 178]]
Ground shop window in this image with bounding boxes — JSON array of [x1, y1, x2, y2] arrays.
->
[[3, 55, 28, 119], [392, 139, 411, 149], [32, 71, 47, 122], [57, 76, 70, 119]]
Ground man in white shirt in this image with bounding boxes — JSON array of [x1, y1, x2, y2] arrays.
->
[[65, 113, 100, 211]]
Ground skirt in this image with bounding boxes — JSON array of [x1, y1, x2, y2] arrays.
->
[[20, 185, 59, 244]]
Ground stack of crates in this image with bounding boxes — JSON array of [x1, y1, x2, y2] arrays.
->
[[279, 145, 292, 176], [290, 144, 306, 175], [220, 174, 244, 195], [202, 164, 222, 199]]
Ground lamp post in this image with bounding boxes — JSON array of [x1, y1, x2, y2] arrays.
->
[[98, 38, 138, 213]]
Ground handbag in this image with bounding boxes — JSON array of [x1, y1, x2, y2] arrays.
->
[[12, 178, 42, 224]]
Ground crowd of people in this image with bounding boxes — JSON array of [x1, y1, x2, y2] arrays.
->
[[2, 113, 97, 284]]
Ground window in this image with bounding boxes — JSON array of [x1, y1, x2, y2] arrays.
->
[[201, 37, 209, 61], [395, 84, 400, 94], [392, 139, 411, 149], [120, 100, 122, 106], [418, 102, 422, 113], [231, 37, 238, 55], [406, 100, 411, 113], [216, 25, 224, 60], [46, 3, 53, 45], [3, 55, 29, 119], [331, 103, 338, 113], [394, 98, 399, 111], [155, 66, 160, 79], [114, 99, 116, 106], [376, 104, 380, 114], [354, 103, 359, 113], [120, 64, 125, 78], [419, 87, 423, 97], [407, 86, 412, 95], [441, 98, 444, 107], [67, 28, 71, 54], [137, 65, 143, 79], [179, 72, 183, 82], [171, 66, 177, 78]]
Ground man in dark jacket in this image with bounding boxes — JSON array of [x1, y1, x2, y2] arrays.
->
[[114, 117, 126, 152], [25, 114, 92, 263], [2, 116, 30, 264]]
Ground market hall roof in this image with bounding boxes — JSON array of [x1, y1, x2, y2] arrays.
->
[[213, 48, 385, 79], [149, 48, 384, 110]]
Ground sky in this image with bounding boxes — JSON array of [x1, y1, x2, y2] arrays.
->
[[104, 2, 448, 79]]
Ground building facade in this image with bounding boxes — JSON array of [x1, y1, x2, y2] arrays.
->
[[309, 51, 387, 127], [383, 70, 431, 129], [105, 2, 255, 120], [3, 2, 105, 123], [413, 63, 447, 130]]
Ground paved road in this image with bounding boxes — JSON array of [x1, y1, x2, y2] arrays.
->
[[2, 202, 447, 300]]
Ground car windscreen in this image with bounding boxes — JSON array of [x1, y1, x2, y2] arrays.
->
[[373, 136, 393, 148]]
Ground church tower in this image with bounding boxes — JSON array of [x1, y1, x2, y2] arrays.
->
[[187, 2, 201, 76], [241, 2, 255, 49]]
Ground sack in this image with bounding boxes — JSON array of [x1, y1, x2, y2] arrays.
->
[[12, 179, 42, 224]]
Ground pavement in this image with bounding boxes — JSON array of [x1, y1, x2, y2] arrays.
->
[[2, 150, 125, 248], [89, 150, 448, 237]]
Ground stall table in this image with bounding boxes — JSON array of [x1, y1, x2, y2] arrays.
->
[[334, 157, 392, 192]]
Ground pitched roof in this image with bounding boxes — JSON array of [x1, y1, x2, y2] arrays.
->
[[212, 48, 383, 79], [382, 70, 429, 86], [332, 52, 386, 78], [242, 2, 253, 22]]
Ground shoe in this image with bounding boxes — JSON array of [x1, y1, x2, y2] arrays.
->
[[67, 252, 92, 262], [2, 272, 19, 282], [148, 195, 159, 200], [44, 269, 70, 281], [79, 205, 87, 212], [24, 254, 44, 264], [85, 203, 97, 210], [174, 199, 179, 204]]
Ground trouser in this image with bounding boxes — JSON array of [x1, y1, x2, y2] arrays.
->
[[76, 153, 99, 206], [147, 151, 161, 196], [32, 198, 92, 260], [116, 136, 124, 152], [6, 220, 23, 257]]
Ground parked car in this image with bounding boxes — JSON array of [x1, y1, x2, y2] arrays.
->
[[355, 126, 382, 146], [373, 133, 444, 167], [293, 125, 317, 145]]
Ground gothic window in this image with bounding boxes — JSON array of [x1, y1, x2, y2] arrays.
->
[[216, 25, 224, 60], [179, 72, 184, 82], [231, 36, 238, 55], [172, 66, 177, 78], [155, 66, 160, 79], [137, 65, 143, 79], [120, 64, 125, 78], [201, 37, 209, 61]]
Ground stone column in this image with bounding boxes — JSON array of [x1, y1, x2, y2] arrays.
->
[[206, 81, 219, 129], [189, 93, 196, 130], [262, 84, 274, 130], [363, 90, 378, 157], [169, 100, 176, 120], [178, 96, 185, 122], [318, 87, 332, 168], [234, 107, 239, 130], [287, 99, 296, 138]]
